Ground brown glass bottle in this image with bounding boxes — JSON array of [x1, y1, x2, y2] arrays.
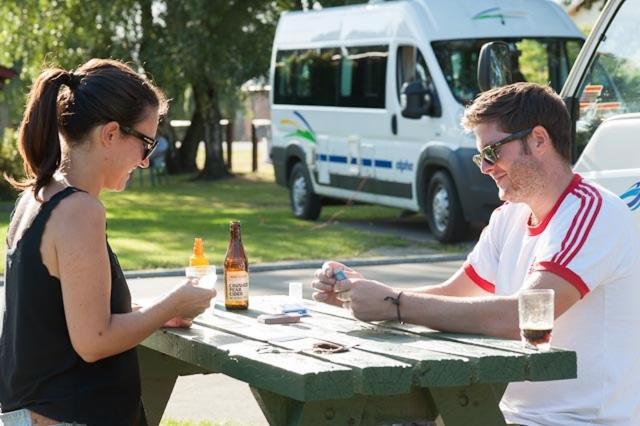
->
[[224, 221, 249, 310]]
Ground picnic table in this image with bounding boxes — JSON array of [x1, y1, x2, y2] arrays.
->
[[138, 296, 576, 425]]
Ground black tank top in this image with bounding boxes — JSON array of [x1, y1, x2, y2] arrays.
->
[[0, 187, 146, 425]]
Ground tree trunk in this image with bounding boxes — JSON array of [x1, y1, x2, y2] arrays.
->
[[195, 84, 229, 180], [177, 105, 204, 173]]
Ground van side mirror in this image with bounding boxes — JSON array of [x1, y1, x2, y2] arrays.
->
[[401, 80, 433, 119], [477, 42, 513, 92]]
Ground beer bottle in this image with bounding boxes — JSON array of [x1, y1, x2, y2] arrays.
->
[[224, 221, 249, 310], [190, 237, 209, 267]]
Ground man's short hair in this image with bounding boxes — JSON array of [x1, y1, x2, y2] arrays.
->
[[462, 83, 572, 162]]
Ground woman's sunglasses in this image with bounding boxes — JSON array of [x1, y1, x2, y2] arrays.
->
[[120, 125, 158, 161], [472, 128, 533, 169]]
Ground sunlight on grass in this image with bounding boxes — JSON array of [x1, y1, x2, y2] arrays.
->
[[100, 173, 410, 270]]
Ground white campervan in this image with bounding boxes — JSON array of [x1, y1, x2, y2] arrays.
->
[[269, 0, 583, 242]]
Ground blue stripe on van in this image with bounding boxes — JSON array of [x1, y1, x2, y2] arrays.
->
[[316, 155, 393, 168], [374, 160, 392, 169]]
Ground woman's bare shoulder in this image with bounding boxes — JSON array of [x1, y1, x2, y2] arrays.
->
[[49, 190, 106, 234]]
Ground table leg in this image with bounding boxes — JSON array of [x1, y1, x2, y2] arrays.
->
[[138, 346, 207, 425], [429, 383, 507, 426], [251, 386, 438, 425]]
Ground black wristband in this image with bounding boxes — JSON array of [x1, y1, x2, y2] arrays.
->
[[384, 291, 404, 324]]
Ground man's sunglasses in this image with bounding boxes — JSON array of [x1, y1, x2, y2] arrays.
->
[[472, 128, 533, 169], [120, 125, 158, 160]]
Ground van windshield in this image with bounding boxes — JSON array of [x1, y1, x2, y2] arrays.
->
[[432, 38, 583, 104]]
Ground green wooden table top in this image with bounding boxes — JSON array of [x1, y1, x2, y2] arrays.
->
[[141, 295, 576, 403]]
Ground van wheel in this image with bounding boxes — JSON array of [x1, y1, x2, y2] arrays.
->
[[426, 171, 468, 243], [289, 163, 322, 220]]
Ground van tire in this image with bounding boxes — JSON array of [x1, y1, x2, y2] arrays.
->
[[289, 162, 322, 220], [426, 171, 468, 243]]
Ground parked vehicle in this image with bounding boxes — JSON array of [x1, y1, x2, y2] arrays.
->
[[478, 0, 640, 229], [269, 0, 583, 242]]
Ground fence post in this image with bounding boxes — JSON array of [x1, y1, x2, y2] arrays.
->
[[224, 120, 233, 170], [251, 122, 258, 172]]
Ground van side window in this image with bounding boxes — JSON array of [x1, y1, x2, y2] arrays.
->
[[274, 46, 387, 109], [396, 46, 435, 102], [338, 45, 388, 108], [573, 0, 640, 160], [274, 50, 296, 105], [274, 48, 339, 106]]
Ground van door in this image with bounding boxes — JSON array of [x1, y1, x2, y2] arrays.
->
[[388, 44, 442, 207], [393, 44, 440, 143], [327, 45, 389, 198], [570, 0, 640, 219]]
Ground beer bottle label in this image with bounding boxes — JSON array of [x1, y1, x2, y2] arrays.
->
[[227, 271, 249, 301]]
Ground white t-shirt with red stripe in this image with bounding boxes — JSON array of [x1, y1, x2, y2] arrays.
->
[[465, 174, 640, 425]]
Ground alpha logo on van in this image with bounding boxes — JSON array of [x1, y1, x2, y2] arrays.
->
[[395, 160, 414, 173], [472, 7, 526, 23], [621, 181, 640, 211], [279, 111, 316, 144]]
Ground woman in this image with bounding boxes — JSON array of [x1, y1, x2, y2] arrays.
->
[[0, 59, 215, 425]]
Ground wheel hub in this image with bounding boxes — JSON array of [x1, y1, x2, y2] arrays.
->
[[292, 175, 307, 215], [432, 185, 450, 233]]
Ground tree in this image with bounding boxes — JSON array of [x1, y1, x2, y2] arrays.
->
[[0, 0, 286, 179], [142, 1, 285, 178]]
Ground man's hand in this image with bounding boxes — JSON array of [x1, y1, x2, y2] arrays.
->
[[311, 261, 362, 307], [348, 278, 398, 322]]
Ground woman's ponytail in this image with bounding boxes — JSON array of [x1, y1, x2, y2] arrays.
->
[[8, 68, 72, 199]]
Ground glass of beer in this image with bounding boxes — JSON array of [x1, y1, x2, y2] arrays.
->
[[518, 289, 554, 351]]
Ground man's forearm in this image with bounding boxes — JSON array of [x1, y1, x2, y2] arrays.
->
[[399, 292, 520, 339], [409, 283, 459, 295]]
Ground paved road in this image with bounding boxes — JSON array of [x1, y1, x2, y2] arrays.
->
[[127, 260, 463, 424]]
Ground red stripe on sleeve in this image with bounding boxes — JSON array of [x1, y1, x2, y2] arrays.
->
[[534, 261, 590, 298], [463, 262, 495, 293], [560, 184, 602, 266], [552, 194, 586, 263]]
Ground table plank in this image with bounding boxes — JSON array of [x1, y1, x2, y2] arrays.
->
[[291, 312, 475, 387], [196, 309, 414, 396], [300, 297, 576, 383], [427, 333, 577, 382], [223, 300, 475, 387], [142, 325, 354, 401]]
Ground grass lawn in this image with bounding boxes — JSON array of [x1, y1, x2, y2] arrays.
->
[[0, 163, 436, 273]]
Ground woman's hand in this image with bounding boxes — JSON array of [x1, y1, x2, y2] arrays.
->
[[163, 316, 193, 328], [169, 279, 216, 321]]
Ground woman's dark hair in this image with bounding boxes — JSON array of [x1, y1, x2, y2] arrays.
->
[[7, 58, 168, 199]]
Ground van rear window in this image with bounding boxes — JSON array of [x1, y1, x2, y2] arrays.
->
[[274, 45, 388, 108], [432, 38, 583, 104]]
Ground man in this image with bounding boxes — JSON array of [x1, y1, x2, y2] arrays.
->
[[312, 83, 640, 425]]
